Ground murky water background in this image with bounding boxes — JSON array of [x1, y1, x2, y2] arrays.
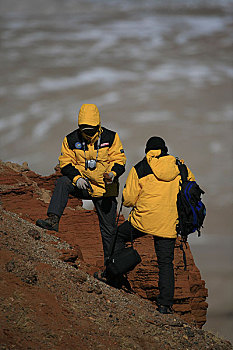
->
[[0, 0, 233, 342]]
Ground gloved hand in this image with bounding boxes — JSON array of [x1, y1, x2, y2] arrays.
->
[[76, 177, 88, 190], [103, 172, 115, 184]]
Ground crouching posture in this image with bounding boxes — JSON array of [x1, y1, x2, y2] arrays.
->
[[114, 137, 195, 313], [36, 104, 126, 262]]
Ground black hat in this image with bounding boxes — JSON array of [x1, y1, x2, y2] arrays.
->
[[145, 136, 168, 154]]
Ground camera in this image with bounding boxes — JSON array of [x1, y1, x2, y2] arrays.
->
[[85, 159, 97, 170]]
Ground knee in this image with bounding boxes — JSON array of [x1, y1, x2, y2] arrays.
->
[[157, 258, 174, 270], [56, 176, 72, 187], [101, 197, 117, 213]]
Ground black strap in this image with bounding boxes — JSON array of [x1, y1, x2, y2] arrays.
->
[[107, 195, 134, 261], [176, 157, 189, 270], [107, 196, 124, 259], [176, 158, 188, 183], [83, 135, 101, 169], [179, 242, 187, 271]]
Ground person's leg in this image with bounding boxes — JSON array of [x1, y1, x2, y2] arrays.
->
[[113, 220, 146, 253], [93, 196, 117, 263], [36, 176, 75, 231], [47, 176, 75, 217], [153, 236, 176, 308], [93, 219, 146, 288], [107, 220, 146, 289]]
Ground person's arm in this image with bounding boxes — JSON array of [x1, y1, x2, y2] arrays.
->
[[59, 137, 82, 185], [107, 132, 127, 178], [123, 167, 141, 207]]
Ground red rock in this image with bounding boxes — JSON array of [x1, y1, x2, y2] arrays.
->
[[59, 246, 83, 263]]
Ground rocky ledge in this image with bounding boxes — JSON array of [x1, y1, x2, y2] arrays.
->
[[0, 160, 232, 349]]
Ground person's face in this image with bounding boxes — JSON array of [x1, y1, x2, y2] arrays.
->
[[79, 124, 99, 137]]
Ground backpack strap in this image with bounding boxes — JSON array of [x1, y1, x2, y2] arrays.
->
[[107, 195, 124, 260], [176, 158, 188, 183], [176, 157, 189, 270], [106, 195, 135, 262], [179, 242, 187, 271]]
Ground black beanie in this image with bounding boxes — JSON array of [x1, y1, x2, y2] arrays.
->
[[145, 136, 168, 154]]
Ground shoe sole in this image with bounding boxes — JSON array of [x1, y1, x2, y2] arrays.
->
[[157, 306, 173, 314], [36, 219, 59, 232], [93, 272, 107, 283]]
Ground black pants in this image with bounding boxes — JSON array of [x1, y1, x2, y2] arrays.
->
[[114, 220, 176, 306], [48, 176, 117, 262]]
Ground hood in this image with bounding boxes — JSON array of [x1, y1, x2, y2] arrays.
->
[[78, 104, 101, 126], [146, 150, 179, 182]]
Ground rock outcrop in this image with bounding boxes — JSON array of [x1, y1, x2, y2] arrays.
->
[[0, 160, 207, 328]]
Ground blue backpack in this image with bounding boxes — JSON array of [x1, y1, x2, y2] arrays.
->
[[176, 159, 206, 242]]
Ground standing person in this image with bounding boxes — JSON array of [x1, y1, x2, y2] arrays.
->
[[109, 137, 195, 313], [36, 103, 126, 262]]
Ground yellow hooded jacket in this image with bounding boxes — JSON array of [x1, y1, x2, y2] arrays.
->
[[59, 104, 126, 197], [123, 150, 195, 238]]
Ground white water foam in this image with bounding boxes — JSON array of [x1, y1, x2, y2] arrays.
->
[[33, 111, 63, 140], [0, 113, 27, 131], [176, 16, 230, 44], [134, 111, 174, 123]]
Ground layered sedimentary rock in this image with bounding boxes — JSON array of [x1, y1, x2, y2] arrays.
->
[[0, 160, 208, 328]]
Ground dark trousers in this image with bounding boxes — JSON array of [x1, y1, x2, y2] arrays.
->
[[48, 176, 117, 262], [114, 220, 176, 306]]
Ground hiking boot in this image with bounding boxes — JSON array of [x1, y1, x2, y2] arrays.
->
[[36, 213, 59, 232], [93, 270, 125, 289], [93, 270, 108, 283], [157, 304, 173, 314], [107, 274, 124, 289]]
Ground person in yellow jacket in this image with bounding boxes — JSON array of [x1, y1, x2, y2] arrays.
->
[[111, 136, 195, 313], [36, 104, 126, 261]]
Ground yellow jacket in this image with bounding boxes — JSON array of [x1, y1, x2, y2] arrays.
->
[[123, 150, 195, 238], [59, 104, 126, 197]]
